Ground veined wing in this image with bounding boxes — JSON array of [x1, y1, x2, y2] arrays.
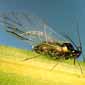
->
[[0, 12, 68, 46]]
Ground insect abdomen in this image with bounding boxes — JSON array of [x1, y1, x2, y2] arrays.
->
[[33, 42, 71, 59]]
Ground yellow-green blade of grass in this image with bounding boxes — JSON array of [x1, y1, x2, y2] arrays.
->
[[0, 45, 85, 85]]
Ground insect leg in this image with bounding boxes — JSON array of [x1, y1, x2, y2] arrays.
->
[[50, 62, 59, 71], [74, 57, 76, 65], [76, 59, 83, 74], [73, 57, 83, 74], [50, 57, 66, 71], [23, 54, 41, 61]]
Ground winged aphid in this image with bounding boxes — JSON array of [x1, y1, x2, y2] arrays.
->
[[0, 12, 83, 73]]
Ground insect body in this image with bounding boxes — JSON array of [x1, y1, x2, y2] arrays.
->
[[33, 41, 81, 60]]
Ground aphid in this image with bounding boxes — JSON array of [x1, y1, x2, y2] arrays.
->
[[0, 12, 84, 73]]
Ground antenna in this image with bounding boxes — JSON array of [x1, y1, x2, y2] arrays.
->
[[76, 20, 85, 62], [76, 21, 82, 51]]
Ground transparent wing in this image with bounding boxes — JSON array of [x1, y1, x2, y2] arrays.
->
[[0, 12, 68, 46]]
